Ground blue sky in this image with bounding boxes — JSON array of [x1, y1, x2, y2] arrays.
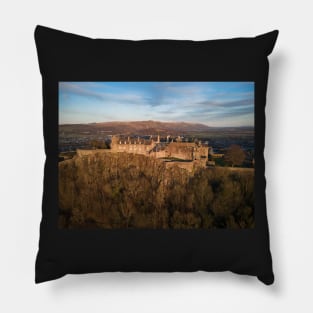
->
[[59, 82, 254, 127]]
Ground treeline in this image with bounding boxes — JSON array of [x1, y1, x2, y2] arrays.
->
[[59, 153, 255, 229]]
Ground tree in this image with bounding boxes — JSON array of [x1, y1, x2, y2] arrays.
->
[[224, 144, 245, 167], [90, 140, 108, 149]]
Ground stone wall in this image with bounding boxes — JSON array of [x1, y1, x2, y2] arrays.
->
[[110, 136, 210, 161], [113, 143, 153, 155], [164, 161, 195, 173], [77, 137, 210, 168], [76, 149, 111, 157], [149, 150, 167, 158], [166, 142, 195, 160], [74, 148, 208, 174], [111, 136, 156, 155]]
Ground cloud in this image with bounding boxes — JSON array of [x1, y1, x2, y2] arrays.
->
[[144, 82, 207, 107], [196, 98, 254, 108], [59, 82, 255, 126], [59, 82, 105, 100], [59, 82, 147, 105]]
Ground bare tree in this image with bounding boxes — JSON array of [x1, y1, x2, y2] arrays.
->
[[224, 144, 245, 167]]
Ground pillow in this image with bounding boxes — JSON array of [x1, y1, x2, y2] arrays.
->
[[34, 25, 278, 285]]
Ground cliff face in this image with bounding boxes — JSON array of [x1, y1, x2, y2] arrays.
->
[[58, 152, 255, 230]]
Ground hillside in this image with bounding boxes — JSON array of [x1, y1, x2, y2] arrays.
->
[[59, 120, 252, 136], [59, 153, 255, 229]]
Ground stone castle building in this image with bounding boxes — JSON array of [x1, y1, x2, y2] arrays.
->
[[76, 135, 210, 173], [111, 135, 157, 155], [110, 135, 209, 162]]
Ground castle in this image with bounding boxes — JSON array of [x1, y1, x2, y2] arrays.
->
[[110, 135, 209, 161], [76, 135, 210, 172], [110, 135, 210, 172], [110, 135, 157, 156]]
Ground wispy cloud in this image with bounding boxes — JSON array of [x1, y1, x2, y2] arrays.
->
[[59, 82, 105, 100], [59, 82, 254, 126], [197, 98, 253, 108], [60, 82, 147, 104]]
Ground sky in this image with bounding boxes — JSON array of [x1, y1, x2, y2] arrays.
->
[[59, 82, 254, 127]]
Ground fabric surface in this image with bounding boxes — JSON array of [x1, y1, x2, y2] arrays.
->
[[34, 25, 278, 284]]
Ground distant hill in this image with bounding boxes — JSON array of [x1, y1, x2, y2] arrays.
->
[[59, 120, 215, 136], [59, 120, 254, 138]]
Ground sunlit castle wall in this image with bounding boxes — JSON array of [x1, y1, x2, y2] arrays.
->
[[111, 135, 156, 155]]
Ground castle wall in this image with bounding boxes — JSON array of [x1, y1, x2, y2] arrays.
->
[[75, 147, 208, 174], [166, 142, 195, 160], [150, 150, 167, 158], [111, 135, 156, 155], [76, 149, 112, 157], [164, 161, 195, 173], [110, 137, 209, 161], [194, 146, 209, 160], [113, 143, 155, 155], [76, 137, 209, 172]]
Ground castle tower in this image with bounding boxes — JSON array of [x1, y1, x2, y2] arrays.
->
[[111, 135, 119, 150]]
